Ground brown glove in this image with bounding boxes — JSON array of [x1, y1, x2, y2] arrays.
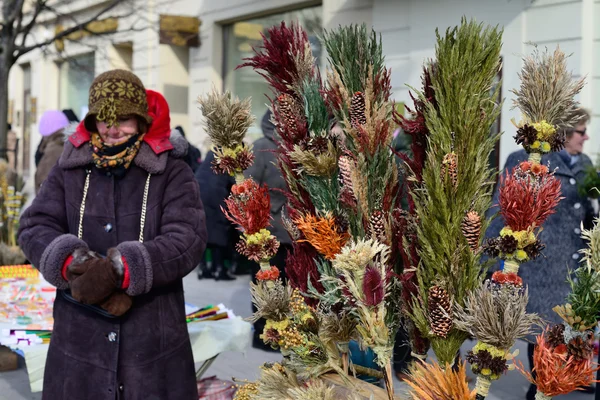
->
[[65, 248, 100, 282], [68, 257, 121, 305], [99, 292, 132, 316]]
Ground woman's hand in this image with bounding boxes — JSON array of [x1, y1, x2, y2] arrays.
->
[[69, 257, 122, 304]]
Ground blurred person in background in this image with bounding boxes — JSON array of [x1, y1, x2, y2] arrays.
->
[[175, 125, 202, 173], [485, 108, 595, 400], [245, 110, 292, 351], [195, 149, 236, 280], [34, 110, 71, 194]]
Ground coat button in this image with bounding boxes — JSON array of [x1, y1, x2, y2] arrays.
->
[[108, 332, 117, 342], [572, 253, 580, 260], [570, 178, 576, 185], [574, 203, 581, 209], [119, 384, 124, 392], [104, 223, 113, 232], [574, 228, 581, 235]]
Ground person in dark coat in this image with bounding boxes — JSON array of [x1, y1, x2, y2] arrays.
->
[[244, 110, 292, 351], [485, 108, 594, 400], [18, 69, 207, 400], [175, 125, 202, 173], [195, 150, 236, 280]]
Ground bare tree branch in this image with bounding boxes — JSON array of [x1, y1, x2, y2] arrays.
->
[[18, 0, 48, 49], [15, 0, 124, 57]]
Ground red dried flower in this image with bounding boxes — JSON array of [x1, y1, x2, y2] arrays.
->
[[223, 179, 271, 234], [238, 22, 315, 96], [286, 242, 324, 296], [362, 264, 385, 307], [519, 161, 531, 172], [498, 169, 563, 231]]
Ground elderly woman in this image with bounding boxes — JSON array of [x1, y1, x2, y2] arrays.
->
[[486, 108, 594, 400], [18, 69, 207, 400]]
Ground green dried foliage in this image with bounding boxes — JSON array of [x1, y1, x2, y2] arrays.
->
[[563, 267, 600, 330], [302, 80, 330, 134], [322, 24, 386, 102], [289, 141, 340, 177], [198, 89, 255, 148], [511, 46, 585, 126], [411, 18, 503, 365], [454, 283, 542, 349]]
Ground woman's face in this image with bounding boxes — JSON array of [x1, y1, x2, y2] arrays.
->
[[96, 117, 138, 145], [564, 122, 589, 155]]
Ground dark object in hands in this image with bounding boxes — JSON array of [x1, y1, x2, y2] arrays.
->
[[99, 292, 132, 316], [69, 256, 121, 305], [66, 248, 100, 282]]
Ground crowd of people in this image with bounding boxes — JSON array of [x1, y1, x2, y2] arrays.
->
[[23, 67, 599, 399]]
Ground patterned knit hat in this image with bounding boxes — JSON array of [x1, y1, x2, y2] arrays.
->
[[84, 69, 152, 132]]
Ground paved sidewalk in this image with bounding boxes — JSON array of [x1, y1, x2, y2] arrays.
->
[[0, 272, 594, 399]]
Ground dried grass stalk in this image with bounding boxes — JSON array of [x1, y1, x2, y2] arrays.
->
[[249, 280, 292, 322], [198, 89, 255, 148], [511, 47, 585, 127], [454, 282, 542, 349]]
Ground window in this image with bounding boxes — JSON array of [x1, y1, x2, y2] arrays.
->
[[58, 53, 96, 121], [223, 5, 323, 141]]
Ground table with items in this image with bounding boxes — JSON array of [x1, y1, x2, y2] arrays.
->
[[0, 265, 251, 393]]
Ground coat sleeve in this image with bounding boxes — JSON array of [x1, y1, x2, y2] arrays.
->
[[116, 159, 207, 296], [18, 166, 89, 289]]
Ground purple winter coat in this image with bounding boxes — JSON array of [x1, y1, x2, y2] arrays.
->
[[18, 131, 207, 400]]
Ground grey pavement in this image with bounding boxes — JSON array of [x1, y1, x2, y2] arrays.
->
[[0, 271, 594, 399]]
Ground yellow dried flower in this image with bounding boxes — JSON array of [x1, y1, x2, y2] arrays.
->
[[533, 120, 556, 140], [531, 141, 541, 149], [540, 142, 551, 152]]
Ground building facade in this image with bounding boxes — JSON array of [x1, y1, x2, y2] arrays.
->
[[8, 0, 600, 193]]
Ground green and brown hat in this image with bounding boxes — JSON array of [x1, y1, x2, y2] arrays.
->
[[84, 69, 152, 132]]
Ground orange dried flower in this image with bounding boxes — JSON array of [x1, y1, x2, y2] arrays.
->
[[520, 161, 531, 172], [530, 163, 548, 176], [515, 328, 599, 397], [295, 213, 350, 260], [256, 266, 280, 281], [491, 271, 523, 286]]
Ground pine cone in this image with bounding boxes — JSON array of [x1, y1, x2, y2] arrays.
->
[[441, 152, 458, 188], [338, 155, 354, 188], [368, 210, 386, 242], [428, 286, 453, 338], [277, 94, 305, 139], [567, 336, 593, 361], [461, 211, 481, 251], [498, 235, 518, 254], [514, 124, 538, 147], [350, 92, 367, 128], [524, 240, 545, 260], [550, 130, 566, 152], [482, 237, 500, 258], [546, 324, 565, 348]]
